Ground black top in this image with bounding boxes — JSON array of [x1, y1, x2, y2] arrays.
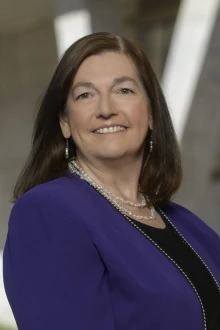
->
[[129, 209, 220, 330]]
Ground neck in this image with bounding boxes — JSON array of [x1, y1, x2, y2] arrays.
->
[[75, 153, 144, 202]]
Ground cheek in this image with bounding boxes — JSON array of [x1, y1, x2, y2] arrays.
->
[[139, 98, 150, 122], [68, 110, 92, 141], [129, 100, 149, 126], [68, 109, 85, 128]]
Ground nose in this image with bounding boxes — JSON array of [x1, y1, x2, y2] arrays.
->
[[96, 94, 118, 119]]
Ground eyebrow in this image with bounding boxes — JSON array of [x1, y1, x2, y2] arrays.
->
[[71, 76, 139, 95], [112, 76, 139, 87]]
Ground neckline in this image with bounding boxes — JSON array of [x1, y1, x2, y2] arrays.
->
[[127, 209, 169, 231], [68, 169, 168, 231]]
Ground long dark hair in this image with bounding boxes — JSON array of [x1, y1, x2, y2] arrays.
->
[[13, 32, 182, 205]]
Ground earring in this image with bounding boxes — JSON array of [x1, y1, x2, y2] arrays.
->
[[65, 138, 69, 159], [149, 131, 153, 153], [155, 185, 160, 195]]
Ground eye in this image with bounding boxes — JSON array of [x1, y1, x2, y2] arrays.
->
[[119, 88, 133, 94], [76, 92, 91, 100]]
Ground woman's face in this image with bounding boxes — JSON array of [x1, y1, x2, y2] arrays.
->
[[60, 52, 152, 163]]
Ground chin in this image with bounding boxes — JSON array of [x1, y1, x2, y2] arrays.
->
[[95, 149, 137, 161]]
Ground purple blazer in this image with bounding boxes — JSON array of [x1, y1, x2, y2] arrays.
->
[[3, 173, 220, 330]]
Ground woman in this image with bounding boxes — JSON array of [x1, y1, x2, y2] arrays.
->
[[3, 32, 220, 330]]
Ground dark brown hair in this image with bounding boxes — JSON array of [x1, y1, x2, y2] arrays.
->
[[13, 32, 182, 205]]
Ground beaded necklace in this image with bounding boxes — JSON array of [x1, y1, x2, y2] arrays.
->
[[68, 157, 156, 221]]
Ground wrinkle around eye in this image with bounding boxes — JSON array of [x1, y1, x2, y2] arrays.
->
[[75, 92, 93, 101]]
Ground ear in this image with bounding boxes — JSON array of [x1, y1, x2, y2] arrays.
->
[[59, 112, 71, 138]]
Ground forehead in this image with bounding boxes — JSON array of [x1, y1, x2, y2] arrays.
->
[[73, 52, 139, 82]]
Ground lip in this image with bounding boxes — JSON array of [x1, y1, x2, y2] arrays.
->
[[92, 125, 128, 133]]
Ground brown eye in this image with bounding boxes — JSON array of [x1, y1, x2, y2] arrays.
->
[[76, 92, 90, 100], [120, 88, 133, 94]]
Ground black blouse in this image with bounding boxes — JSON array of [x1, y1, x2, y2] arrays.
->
[[129, 209, 220, 330]]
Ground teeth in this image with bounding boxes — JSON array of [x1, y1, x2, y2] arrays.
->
[[95, 126, 126, 134]]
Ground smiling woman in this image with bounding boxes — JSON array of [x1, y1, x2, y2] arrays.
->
[[59, 52, 152, 173], [12, 32, 182, 205], [3, 32, 220, 330]]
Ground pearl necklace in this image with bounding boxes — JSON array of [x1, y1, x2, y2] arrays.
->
[[68, 158, 156, 221]]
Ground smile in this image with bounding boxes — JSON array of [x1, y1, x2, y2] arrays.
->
[[94, 126, 127, 134]]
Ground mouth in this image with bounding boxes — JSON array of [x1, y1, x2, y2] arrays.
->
[[93, 126, 128, 134]]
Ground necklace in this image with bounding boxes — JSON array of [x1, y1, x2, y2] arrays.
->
[[68, 157, 156, 221], [106, 191, 146, 208], [71, 158, 146, 207]]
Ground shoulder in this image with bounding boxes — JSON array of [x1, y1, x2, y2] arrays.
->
[[162, 201, 220, 241], [8, 175, 97, 249], [13, 174, 82, 210], [166, 201, 204, 221], [9, 175, 86, 229], [5, 179, 102, 273], [24, 174, 79, 199]]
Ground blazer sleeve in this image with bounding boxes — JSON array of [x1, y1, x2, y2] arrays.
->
[[3, 193, 116, 330]]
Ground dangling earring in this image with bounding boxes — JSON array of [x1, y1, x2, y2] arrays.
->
[[65, 138, 69, 159], [155, 185, 160, 195], [149, 131, 153, 153]]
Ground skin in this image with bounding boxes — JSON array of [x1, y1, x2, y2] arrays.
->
[[60, 52, 165, 228]]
